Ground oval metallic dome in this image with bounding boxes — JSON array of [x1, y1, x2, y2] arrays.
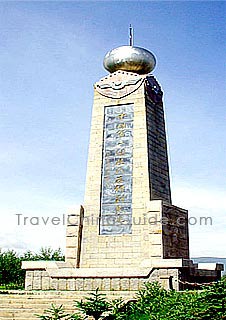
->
[[103, 46, 156, 74]]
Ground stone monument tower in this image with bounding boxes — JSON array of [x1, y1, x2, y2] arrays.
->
[[23, 33, 223, 293], [66, 44, 190, 271]]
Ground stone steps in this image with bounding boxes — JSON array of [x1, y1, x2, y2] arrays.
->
[[0, 291, 85, 320], [0, 290, 134, 320]]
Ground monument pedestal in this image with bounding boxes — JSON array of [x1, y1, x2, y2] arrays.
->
[[22, 258, 223, 292], [22, 201, 223, 292]]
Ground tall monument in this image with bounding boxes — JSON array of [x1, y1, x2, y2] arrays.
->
[[23, 32, 223, 293], [66, 44, 190, 270]]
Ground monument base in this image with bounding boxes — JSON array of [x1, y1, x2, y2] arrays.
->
[[22, 201, 223, 292], [22, 259, 223, 292]]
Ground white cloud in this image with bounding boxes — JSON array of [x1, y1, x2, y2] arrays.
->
[[0, 203, 81, 254], [172, 183, 226, 258], [173, 183, 226, 212]]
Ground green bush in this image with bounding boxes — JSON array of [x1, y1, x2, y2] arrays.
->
[[74, 288, 110, 320], [195, 277, 226, 319], [36, 304, 80, 320], [0, 249, 24, 289], [112, 279, 226, 320]]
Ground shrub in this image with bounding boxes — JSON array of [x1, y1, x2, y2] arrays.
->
[[195, 277, 226, 319], [74, 288, 110, 320], [35, 304, 80, 320], [0, 249, 24, 289]]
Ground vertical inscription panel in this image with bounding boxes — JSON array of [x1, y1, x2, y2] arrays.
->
[[100, 104, 134, 235]]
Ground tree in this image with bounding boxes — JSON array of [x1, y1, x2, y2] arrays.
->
[[37, 247, 64, 261], [36, 304, 80, 320], [21, 247, 64, 261], [74, 288, 110, 320], [0, 247, 65, 289], [0, 249, 23, 288]]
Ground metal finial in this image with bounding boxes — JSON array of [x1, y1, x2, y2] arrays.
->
[[129, 24, 133, 46]]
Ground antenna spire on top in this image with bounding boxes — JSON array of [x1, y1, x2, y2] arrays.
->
[[129, 24, 133, 46]]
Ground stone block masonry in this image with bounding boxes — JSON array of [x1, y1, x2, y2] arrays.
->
[[22, 258, 223, 292]]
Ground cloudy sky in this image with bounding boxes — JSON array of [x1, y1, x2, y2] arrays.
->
[[0, 1, 225, 258]]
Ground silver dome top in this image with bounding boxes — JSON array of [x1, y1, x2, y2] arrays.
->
[[103, 45, 156, 75]]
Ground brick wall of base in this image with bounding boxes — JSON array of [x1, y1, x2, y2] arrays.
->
[[25, 268, 179, 292], [24, 264, 222, 292]]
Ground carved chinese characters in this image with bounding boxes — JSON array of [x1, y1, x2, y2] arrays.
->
[[100, 104, 134, 235]]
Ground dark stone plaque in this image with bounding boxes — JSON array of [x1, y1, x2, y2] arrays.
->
[[100, 104, 134, 235]]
